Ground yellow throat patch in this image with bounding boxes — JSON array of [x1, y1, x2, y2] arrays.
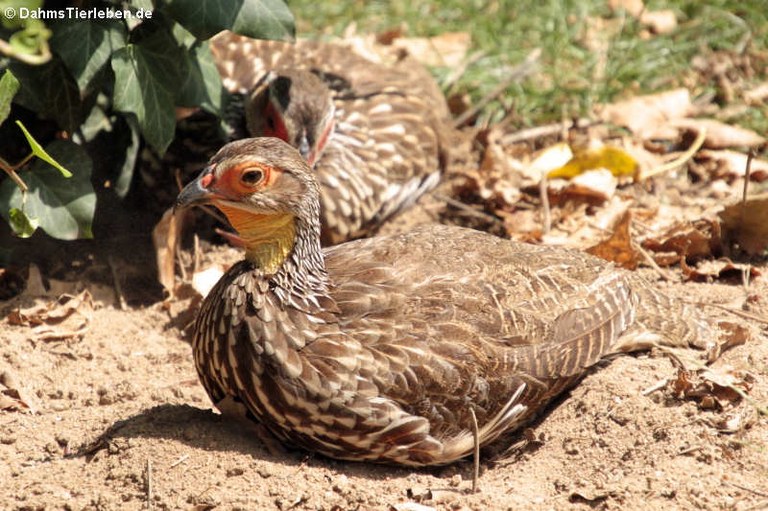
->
[[217, 204, 296, 274]]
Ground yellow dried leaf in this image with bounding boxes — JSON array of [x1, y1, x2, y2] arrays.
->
[[548, 146, 638, 179]]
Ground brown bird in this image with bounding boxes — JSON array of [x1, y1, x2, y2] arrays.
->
[[210, 32, 454, 245], [176, 138, 721, 466]]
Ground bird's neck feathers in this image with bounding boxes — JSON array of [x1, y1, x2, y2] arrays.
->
[[217, 204, 296, 274]]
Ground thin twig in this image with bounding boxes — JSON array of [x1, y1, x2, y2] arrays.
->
[[539, 173, 551, 235], [108, 255, 128, 311], [634, 242, 676, 282], [452, 48, 541, 128], [699, 302, 768, 325], [444, 50, 485, 92], [725, 481, 768, 499], [640, 127, 707, 180], [468, 407, 480, 494], [434, 193, 503, 226], [501, 118, 592, 145], [193, 234, 201, 276], [0, 155, 29, 192], [169, 454, 189, 469]]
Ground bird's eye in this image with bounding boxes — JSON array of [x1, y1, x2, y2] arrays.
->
[[241, 169, 264, 185]]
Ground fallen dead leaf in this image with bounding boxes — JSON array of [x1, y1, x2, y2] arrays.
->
[[671, 118, 765, 149], [599, 89, 691, 138], [527, 142, 573, 179], [641, 218, 722, 265], [548, 145, 638, 179], [0, 370, 37, 413], [706, 321, 752, 363], [670, 365, 753, 411], [454, 127, 524, 210], [719, 194, 768, 255], [7, 290, 93, 342], [153, 207, 183, 299], [586, 210, 640, 269], [696, 150, 768, 182], [683, 258, 760, 283]]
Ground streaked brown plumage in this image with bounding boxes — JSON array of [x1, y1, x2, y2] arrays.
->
[[210, 32, 453, 245], [176, 138, 721, 466]]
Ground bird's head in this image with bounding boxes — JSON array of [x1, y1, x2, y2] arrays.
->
[[175, 137, 321, 273], [246, 70, 335, 167]]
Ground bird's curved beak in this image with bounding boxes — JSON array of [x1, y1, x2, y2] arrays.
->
[[174, 166, 215, 213]]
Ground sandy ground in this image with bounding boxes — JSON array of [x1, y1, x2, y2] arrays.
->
[[1, 225, 767, 511]]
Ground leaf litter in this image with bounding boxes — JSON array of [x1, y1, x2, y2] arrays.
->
[[3, 10, 768, 510]]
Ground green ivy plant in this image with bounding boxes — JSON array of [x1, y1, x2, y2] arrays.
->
[[0, 0, 294, 240]]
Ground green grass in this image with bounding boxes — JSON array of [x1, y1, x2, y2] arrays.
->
[[287, 0, 768, 132]]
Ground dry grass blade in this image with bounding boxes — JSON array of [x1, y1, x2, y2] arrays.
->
[[453, 48, 541, 128]]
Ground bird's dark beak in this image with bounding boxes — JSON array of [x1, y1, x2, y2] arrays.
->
[[174, 166, 215, 213], [298, 131, 311, 162]]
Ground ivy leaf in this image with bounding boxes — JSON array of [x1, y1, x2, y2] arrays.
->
[[0, 140, 95, 240], [16, 120, 72, 177], [162, 0, 294, 41], [8, 207, 38, 238], [176, 41, 224, 112], [10, 57, 83, 132], [0, 69, 20, 126], [80, 103, 140, 199], [51, 19, 127, 93], [111, 28, 182, 153]]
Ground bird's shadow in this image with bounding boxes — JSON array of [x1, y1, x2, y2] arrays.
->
[[72, 403, 478, 484], [71, 360, 631, 483]]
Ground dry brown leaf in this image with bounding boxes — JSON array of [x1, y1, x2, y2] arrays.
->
[[0, 371, 37, 413], [153, 207, 182, 299], [696, 150, 768, 182], [599, 89, 691, 138], [671, 118, 765, 149], [706, 321, 752, 363], [641, 218, 722, 264], [670, 365, 752, 410], [388, 32, 470, 67], [719, 194, 768, 255], [683, 258, 760, 283], [7, 290, 93, 342], [640, 10, 677, 34], [455, 127, 523, 209], [586, 210, 639, 269]]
